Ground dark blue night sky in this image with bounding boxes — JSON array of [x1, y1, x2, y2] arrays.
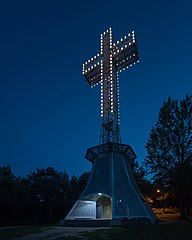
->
[[0, 0, 192, 176]]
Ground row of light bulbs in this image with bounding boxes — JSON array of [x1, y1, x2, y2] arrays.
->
[[118, 60, 139, 73], [113, 41, 135, 56], [82, 61, 100, 75], [117, 53, 136, 65], [83, 53, 100, 67], [100, 76, 120, 117], [100, 59, 104, 116], [113, 31, 135, 46], [101, 27, 112, 37]]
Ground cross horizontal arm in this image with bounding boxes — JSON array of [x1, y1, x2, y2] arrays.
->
[[114, 47, 139, 72], [112, 31, 136, 55], [112, 32, 139, 72]]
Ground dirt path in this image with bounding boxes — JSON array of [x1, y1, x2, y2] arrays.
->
[[11, 226, 110, 240]]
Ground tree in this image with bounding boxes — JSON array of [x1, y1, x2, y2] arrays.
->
[[144, 95, 192, 219], [0, 165, 27, 225], [68, 172, 89, 203], [129, 158, 155, 204], [25, 167, 70, 223], [78, 171, 90, 192]]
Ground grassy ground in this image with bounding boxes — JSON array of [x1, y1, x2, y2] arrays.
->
[[1, 215, 192, 240], [81, 223, 192, 240], [0, 224, 53, 240]]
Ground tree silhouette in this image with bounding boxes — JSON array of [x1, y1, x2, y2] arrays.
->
[[144, 95, 192, 219]]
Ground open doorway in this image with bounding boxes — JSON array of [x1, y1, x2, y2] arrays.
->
[[96, 195, 112, 219]]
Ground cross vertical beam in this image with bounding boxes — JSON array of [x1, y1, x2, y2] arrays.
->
[[82, 28, 139, 144], [101, 29, 120, 143]]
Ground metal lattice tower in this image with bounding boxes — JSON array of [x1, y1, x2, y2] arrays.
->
[[83, 28, 139, 144]]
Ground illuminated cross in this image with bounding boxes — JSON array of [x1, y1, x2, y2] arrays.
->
[[83, 28, 139, 144]]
